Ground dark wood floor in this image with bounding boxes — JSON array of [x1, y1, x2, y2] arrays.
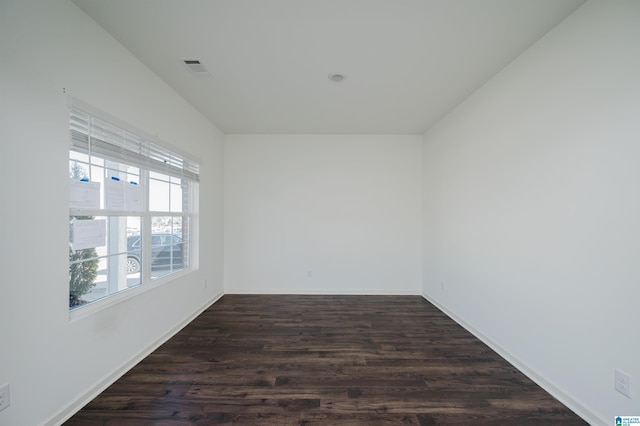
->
[[65, 295, 586, 425]]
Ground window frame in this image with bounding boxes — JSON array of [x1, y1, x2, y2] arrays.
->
[[68, 98, 199, 319]]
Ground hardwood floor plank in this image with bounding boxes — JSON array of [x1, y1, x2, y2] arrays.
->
[[65, 295, 587, 425]]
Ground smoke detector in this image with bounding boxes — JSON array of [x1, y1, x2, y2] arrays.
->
[[182, 59, 211, 77], [328, 73, 346, 82]]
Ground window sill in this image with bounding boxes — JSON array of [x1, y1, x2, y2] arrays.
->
[[69, 267, 196, 322]]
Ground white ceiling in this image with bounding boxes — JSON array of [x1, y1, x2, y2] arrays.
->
[[72, 0, 585, 135]]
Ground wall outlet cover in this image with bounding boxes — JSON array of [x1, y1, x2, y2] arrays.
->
[[615, 369, 632, 398], [0, 383, 10, 411]]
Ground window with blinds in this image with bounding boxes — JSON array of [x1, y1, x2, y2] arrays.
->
[[68, 98, 199, 311]]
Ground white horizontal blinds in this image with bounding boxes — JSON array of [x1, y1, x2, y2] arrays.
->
[[69, 105, 199, 182], [148, 139, 200, 181]]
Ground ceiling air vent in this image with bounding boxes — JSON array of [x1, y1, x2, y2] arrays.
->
[[182, 59, 211, 77]]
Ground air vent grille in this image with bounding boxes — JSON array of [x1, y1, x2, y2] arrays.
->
[[182, 59, 211, 77]]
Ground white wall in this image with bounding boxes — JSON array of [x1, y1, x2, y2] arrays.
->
[[225, 134, 422, 294], [422, 1, 640, 423], [0, 1, 224, 425]]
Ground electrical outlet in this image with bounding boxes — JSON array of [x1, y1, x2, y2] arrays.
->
[[615, 369, 632, 398], [0, 383, 10, 412], [441, 280, 446, 291]]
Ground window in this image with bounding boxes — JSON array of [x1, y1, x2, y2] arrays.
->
[[68, 99, 199, 310]]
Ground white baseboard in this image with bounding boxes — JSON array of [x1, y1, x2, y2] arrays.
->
[[225, 289, 420, 295], [42, 292, 224, 426], [421, 292, 605, 426]]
